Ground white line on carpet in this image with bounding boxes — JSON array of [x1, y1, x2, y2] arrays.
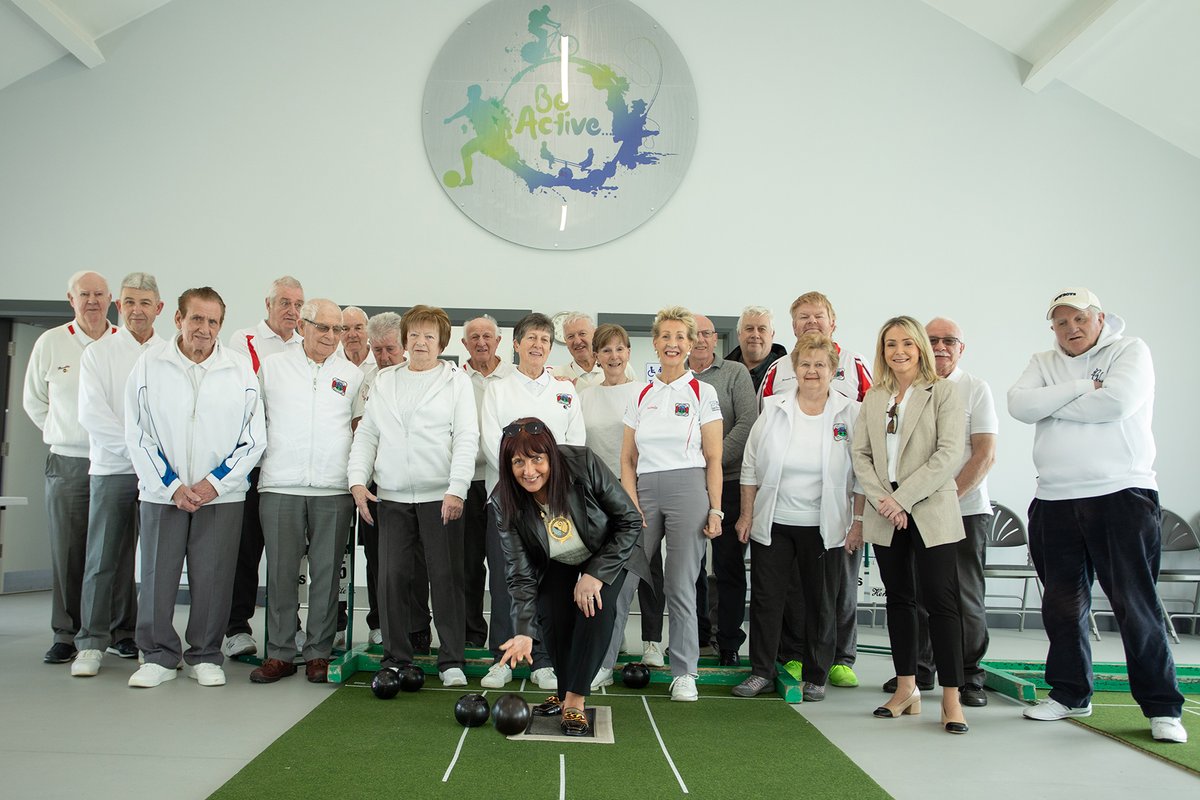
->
[[559, 753, 566, 800], [442, 727, 470, 783], [642, 696, 688, 794]]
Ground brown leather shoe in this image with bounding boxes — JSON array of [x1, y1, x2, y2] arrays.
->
[[305, 658, 330, 683], [250, 658, 297, 684]]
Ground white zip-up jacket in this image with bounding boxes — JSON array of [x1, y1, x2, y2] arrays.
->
[[24, 321, 117, 458], [1008, 314, 1155, 501], [258, 348, 363, 493], [741, 388, 862, 549], [125, 338, 266, 505], [347, 361, 479, 503], [78, 327, 159, 475]]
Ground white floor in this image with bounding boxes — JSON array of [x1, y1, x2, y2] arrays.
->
[[1, 590, 1196, 799]]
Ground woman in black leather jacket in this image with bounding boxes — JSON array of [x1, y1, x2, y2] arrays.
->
[[492, 417, 647, 736]]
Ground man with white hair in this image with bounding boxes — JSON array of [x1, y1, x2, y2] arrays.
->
[[725, 306, 786, 392], [1009, 287, 1185, 743], [556, 312, 635, 389], [23, 270, 117, 664], [341, 306, 373, 368], [251, 300, 362, 684], [72, 272, 165, 677], [222, 276, 305, 658]]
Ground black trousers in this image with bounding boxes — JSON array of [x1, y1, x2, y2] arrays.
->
[[225, 468, 262, 636], [706, 481, 746, 650], [748, 525, 839, 685], [873, 517, 964, 688], [462, 481, 490, 646], [538, 561, 628, 698]]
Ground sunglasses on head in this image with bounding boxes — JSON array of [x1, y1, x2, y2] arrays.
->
[[502, 421, 546, 437]]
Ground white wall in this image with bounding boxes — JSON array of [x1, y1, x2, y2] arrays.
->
[[1, 0, 1199, 527]]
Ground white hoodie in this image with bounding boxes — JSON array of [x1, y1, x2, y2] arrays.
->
[[1008, 314, 1155, 501]]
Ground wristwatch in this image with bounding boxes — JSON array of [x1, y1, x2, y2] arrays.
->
[[708, 508, 725, 519], [852, 514, 864, 522]]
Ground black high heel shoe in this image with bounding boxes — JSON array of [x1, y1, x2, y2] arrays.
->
[[873, 689, 921, 718], [941, 701, 969, 734]]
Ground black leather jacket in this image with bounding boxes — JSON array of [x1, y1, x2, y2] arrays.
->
[[491, 445, 650, 640]]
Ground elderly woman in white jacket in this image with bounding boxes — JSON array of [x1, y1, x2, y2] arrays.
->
[[733, 333, 865, 701], [348, 305, 478, 687]]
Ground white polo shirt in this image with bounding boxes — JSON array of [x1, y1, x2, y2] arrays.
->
[[464, 359, 516, 481], [227, 319, 302, 374], [623, 370, 721, 475], [947, 368, 998, 516]]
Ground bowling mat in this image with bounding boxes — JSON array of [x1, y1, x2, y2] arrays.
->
[[1050, 691, 1200, 775], [515, 706, 614, 743]]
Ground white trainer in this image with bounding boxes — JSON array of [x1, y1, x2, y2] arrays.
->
[[185, 662, 227, 687], [440, 667, 468, 687], [71, 649, 103, 677], [222, 633, 257, 658], [642, 641, 665, 668], [591, 667, 614, 689], [368, 628, 383, 645], [1023, 698, 1092, 720], [670, 673, 698, 702], [333, 630, 346, 650], [128, 663, 177, 688], [531, 666, 558, 691], [1150, 716, 1188, 743], [480, 662, 512, 688]]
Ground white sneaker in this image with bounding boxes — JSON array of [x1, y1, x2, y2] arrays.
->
[[670, 673, 698, 702], [333, 630, 346, 650], [128, 663, 177, 688], [480, 662, 512, 688], [592, 667, 614, 690], [71, 649, 103, 677], [185, 662, 227, 687], [642, 641, 665, 667], [1150, 716, 1188, 743], [440, 667, 468, 687], [531, 666, 558, 691], [1023, 698, 1092, 720], [222, 633, 257, 658], [368, 628, 382, 645]]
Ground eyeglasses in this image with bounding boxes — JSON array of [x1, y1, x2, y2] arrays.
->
[[928, 336, 961, 347], [303, 318, 349, 335], [697, 330, 717, 339], [503, 421, 546, 437], [886, 402, 898, 435]]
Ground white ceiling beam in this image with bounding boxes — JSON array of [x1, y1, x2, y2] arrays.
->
[[1023, 0, 1147, 92], [10, 0, 105, 69]]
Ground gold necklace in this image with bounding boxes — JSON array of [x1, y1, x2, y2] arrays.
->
[[539, 507, 573, 542]]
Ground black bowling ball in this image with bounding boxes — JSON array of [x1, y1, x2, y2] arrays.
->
[[454, 693, 490, 727], [491, 693, 531, 736], [371, 667, 401, 699], [622, 662, 651, 689], [399, 664, 425, 692]]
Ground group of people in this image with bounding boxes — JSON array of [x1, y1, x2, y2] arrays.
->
[[24, 274, 1186, 742]]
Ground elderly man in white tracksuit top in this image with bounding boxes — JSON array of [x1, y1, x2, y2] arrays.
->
[[125, 287, 265, 689]]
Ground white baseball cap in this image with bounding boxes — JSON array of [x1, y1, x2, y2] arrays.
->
[[1046, 287, 1103, 320]]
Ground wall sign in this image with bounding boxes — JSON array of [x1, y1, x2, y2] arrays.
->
[[422, 1, 698, 250]]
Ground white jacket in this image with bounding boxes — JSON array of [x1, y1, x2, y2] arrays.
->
[[125, 338, 266, 505], [78, 327, 160, 475], [347, 361, 479, 503], [258, 348, 363, 493], [741, 388, 861, 549], [480, 368, 586, 493], [24, 321, 117, 458], [1008, 314, 1155, 500]]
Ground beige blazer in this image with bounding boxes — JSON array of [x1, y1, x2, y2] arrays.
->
[[851, 379, 966, 547]]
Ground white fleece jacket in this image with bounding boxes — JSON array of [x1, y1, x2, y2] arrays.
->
[[1007, 314, 1156, 501]]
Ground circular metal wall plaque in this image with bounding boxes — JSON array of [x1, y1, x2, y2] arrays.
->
[[422, 0, 699, 250]]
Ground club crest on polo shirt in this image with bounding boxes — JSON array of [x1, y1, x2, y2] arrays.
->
[[674, 403, 690, 416], [57, 365, 71, 374], [331, 377, 348, 396], [556, 392, 572, 408], [832, 422, 848, 441], [835, 367, 845, 380]]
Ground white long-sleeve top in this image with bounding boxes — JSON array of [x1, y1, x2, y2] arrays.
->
[[78, 327, 159, 475], [24, 321, 117, 458], [258, 348, 363, 495], [480, 368, 586, 494], [227, 319, 301, 373], [741, 388, 862, 549], [347, 361, 479, 503], [1007, 314, 1155, 501], [125, 338, 266, 505], [464, 359, 516, 482]]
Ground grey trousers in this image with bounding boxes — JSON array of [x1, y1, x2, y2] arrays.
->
[[914, 512, 992, 685], [259, 492, 354, 662], [137, 501, 243, 668], [45, 453, 91, 644], [378, 500, 466, 671], [75, 473, 139, 650], [608, 468, 708, 677]]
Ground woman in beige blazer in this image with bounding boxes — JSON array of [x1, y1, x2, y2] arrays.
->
[[849, 316, 968, 734]]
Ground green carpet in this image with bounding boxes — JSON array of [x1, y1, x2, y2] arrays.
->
[[209, 674, 890, 799], [1058, 692, 1200, 774]]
